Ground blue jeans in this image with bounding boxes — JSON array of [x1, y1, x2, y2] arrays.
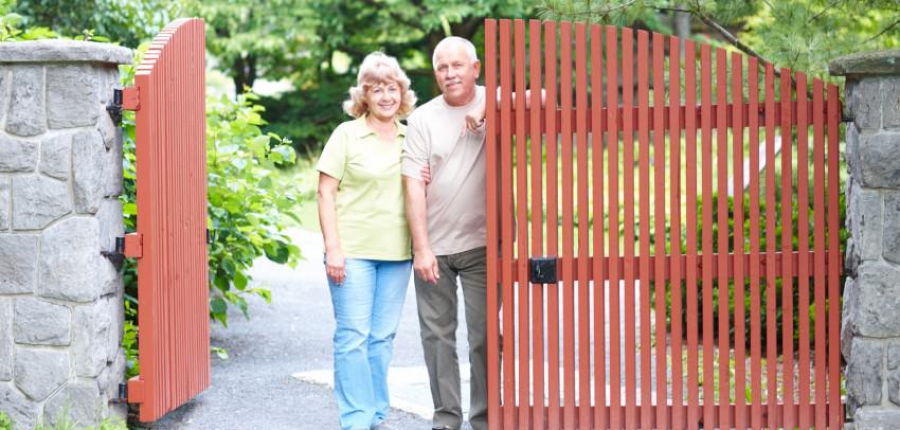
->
[[328, 258, 412, 430]]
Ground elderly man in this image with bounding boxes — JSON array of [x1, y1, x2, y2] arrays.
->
[[401, 36, 489, 430]]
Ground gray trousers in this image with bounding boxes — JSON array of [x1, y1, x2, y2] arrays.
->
[[414, 246, 490, 430]]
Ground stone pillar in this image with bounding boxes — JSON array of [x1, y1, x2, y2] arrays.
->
[[0, 41, 131, 429], [831, 51, 900, 429]]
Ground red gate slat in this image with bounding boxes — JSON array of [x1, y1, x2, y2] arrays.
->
[[513, 19, 530, 430], [621, 26, 638, 430], [544, 20, 561, 430], [652, 31, 667, 430], [827, 83, 841, 430], [764, 62, 778, 424], [683, 39, 700, 430], [636, 29, 652, 430], [528, 19, 545, 430], [780, 68, 796, 430], [700, 43, 715, 430], [498, 18, 515, 430], [715, 48, 730, 429], [748, 57, 763, 430], [731, 52, 747, 430], [484, 19, 500, 430], [590, 23, 607, 430], [574, 22, 592, 430], [559, 21, 576, 430], [668, 35, 684, 430], [605, 25, 622, 430], [812, 78, 826, 430], [796, 71, 811, 430]]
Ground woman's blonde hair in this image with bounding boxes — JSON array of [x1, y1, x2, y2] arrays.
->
[[343, 52, 417, 119]]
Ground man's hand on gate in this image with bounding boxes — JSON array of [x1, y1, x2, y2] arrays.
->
[[414, 248, 440, 284]]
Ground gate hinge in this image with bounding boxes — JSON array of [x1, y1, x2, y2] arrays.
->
[[124, 233, 143, 259], [102, 233, 143, 262], [109, 382, 128, 404], [122, 86, 140, 111], [106, 88, 124, 125], [127, 376, 144, 405], [529, 256, 558, 284]]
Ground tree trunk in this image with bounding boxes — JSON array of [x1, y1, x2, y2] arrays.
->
[[232, 54, 257, 96], [674, 4, 691, 55]]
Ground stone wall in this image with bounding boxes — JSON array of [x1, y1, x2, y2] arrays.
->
[[0, 41, 131, 428], [831, 51, 900, 429]]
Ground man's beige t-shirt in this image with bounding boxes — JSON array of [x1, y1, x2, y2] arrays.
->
[[401, 86, 486, 256]]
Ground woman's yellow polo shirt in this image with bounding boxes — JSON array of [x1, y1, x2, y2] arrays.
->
[[316, 115, 412, 261]]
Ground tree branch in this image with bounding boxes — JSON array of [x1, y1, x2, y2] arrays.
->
[[808, 0, 842, 23], [867, 17, 900, 42]]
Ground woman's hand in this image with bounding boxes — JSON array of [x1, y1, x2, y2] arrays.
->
[[325, 250, 346, 285]]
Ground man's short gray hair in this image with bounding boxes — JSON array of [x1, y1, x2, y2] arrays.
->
[[432, 36, 478, 70]]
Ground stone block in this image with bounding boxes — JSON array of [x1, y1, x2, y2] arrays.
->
[[849, 263, 900, 337], [43, 380, 103, 429], [0, 176, 8, 230], [0, 383, 36, 430], [97, 66, 121, 106], [0, 40, 132, 64], [73, 301, 110, 377], [0, 137, 37, 173], [99, 114, 124, 197], [883, 192, 900, 264], [0, 234, 38, 294], [106, 294, 123, 361], [39, 133, 72, 180], [14, 298, 70, 346], [846, 79, 883, 131], [105, 349, 128, 421], [884, 77, 900, 130], [847, 181, 884, 261], [47, 65, 99, 129], [0, 301, 11, 380], [889, 342, 900, 407], [845, 338, 884, 413], [96, 104, 118, 151], [842, 276, 858, 358], [853, 132, 900, 188], [14, 347, 68, 401], [5, 65, 45, 137], [846, 124, 862, 181], [38, 217, 101, 303], [850, 408, 900, 430], [97, 199, 124, 296], [0, 69, 7, 125], [72, 129, 105, 214], [11, 175, 69, 230], [97, 198, 124, 257]]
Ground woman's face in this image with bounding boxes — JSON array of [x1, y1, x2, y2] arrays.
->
[[365, 80, 401, 121]]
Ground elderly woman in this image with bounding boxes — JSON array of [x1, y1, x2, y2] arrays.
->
[[316, 52, 417, 430]]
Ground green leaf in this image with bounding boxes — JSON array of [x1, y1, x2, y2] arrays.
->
[[234, 270, 248, 290], [210, 296, 227, 314]]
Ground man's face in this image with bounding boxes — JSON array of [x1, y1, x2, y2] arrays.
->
[[433, 43, 480, 107]]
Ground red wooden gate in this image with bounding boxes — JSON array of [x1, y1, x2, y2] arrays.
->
[[485, 19, 843, 429], [122, 18, 210, 422]]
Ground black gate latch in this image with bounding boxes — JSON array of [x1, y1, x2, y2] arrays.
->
[[529, 256, 558, 284]]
